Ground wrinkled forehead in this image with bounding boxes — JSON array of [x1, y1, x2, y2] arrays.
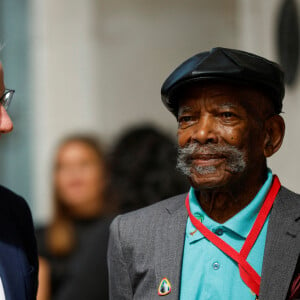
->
[[177, 82, 272, 115]]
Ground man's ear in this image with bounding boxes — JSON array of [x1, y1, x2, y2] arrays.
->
[[263, 115, 285, 157]]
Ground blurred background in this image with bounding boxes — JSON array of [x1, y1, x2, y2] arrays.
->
[[1, 0, 300, 298], [0, 0, 299, 224]]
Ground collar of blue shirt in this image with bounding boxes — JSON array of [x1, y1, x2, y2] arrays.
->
[[186, 169, 273, 244]]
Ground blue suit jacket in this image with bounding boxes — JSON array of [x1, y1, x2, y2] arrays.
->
[[0, 186, 38, 300]]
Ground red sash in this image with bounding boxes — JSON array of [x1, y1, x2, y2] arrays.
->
[[185, 175, 281, 297]]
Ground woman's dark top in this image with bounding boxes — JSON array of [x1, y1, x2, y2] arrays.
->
[[36, 217, 112, 300]]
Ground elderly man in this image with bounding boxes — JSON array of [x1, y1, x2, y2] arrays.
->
[[108, 48, 300, 300], [0, 62, 38, 300]]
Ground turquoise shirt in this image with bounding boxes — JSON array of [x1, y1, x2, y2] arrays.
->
[[180, 170, 273, 300]]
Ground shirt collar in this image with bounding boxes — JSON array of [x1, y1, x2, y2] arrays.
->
[[186, 169, 273, 244]]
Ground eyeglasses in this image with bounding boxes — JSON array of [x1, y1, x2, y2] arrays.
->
[[0, 89, 15, 110]]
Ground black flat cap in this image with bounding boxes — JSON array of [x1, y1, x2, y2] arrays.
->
[[161, 47, 285, 116]]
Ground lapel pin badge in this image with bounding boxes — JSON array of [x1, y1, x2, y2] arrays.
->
[[158, 277, 171, 296]]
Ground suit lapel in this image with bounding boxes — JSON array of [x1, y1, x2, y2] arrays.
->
[[0, 205, 26, 300], [0, 241, 25, 300], [154, 195, 188, 299], [259, 187, 300, 300]]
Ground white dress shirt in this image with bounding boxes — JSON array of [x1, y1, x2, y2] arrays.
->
[[0, 278, 6, 300]]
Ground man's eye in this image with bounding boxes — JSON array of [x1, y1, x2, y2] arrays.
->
[[178, 116, 196, 128], [179, 116, 192, 122], [221, 112, 235, 118]]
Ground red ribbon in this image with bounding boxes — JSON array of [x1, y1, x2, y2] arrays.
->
[[185, 175, 281, 297]]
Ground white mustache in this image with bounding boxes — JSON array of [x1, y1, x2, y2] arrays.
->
[[176, 143, 246, 176]]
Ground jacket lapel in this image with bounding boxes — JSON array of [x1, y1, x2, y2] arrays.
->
[[259, 187, 300, 300], [0, 241, 25, 300], [0, 212, 27, 300], [154, 194, 188, 299]]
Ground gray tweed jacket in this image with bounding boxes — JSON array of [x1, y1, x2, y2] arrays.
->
[[107, 187, 300, 300]]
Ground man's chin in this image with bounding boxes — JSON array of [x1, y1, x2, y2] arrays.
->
[[188, 169, 231, 190]]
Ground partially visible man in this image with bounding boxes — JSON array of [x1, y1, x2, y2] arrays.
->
[[108, 48, 300, 300], [0, 62, 38, 300]]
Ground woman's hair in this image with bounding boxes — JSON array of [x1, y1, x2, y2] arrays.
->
[[109, 124, 189, 213], [46, 134, 106, 256]]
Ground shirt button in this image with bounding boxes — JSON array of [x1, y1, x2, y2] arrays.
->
[[215, 228, 224, 236], [212, 262, 220, 270]]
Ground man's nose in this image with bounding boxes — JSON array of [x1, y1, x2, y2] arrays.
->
[[191, 115, 217, 144], [0, 105, 13, 133]]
